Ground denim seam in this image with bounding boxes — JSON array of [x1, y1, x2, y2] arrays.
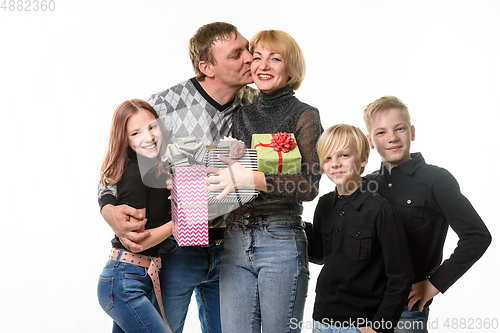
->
[[120, 269, 154, 333], [197, 287, 211, 333], [251, 279, 260, 332], [286, 235, 302, 333]]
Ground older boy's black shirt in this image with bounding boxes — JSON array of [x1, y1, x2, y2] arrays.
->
[[309, 181, 413, 333], [366, 153, 491, 297]]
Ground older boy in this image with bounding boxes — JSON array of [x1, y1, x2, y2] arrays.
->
[[309, 124, 413, 333], [363, 96, 491, 333]]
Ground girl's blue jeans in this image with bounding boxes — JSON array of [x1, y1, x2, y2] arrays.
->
[[97, 252, 169, 333], [220, 215, 309, 333]]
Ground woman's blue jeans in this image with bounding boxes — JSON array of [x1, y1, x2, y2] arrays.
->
[[97, 252, 169, 333], [220, 215, 309, 333]]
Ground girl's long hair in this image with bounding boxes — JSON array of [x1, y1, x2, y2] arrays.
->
[[100, 99, 168, 186]]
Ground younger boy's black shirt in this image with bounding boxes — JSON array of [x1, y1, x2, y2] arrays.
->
[[366, 153, 491, 296], [309, 182, 413, 333]]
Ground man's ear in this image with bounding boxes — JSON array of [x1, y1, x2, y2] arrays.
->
[[199, 61, 215, 78], [411, 125, 416, 141], [366, 133, 375, 149]]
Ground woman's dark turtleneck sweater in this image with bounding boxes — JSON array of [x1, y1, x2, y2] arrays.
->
[[231, 85, 323, 217]]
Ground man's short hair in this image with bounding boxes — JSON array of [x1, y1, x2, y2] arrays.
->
[[189, 22, 239, 81], [250, 30, 306, 90]]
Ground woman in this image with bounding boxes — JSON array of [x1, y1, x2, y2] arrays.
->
[[97, 99, 172, 333], [207, 30, 323, 332]]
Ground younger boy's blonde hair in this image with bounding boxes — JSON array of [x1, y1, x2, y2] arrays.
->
[[363, 96, 411, 131], [317, 124, 370, 175]]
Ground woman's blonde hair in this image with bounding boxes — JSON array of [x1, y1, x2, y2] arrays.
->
[[250, 30, 306, 90]]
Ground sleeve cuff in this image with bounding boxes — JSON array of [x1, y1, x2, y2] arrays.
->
[[99, 194, 118, 211]]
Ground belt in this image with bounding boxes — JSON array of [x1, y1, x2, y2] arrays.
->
[[110, 248, 172, 333], [201, 227, 225, 247]]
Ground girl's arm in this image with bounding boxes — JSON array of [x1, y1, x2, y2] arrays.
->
[[125, 208, 173, 253]]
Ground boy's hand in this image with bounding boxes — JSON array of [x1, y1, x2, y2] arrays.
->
[[101, 204, 150, 253], [407, 279, 440, 312], [359, 327, 377, 333]]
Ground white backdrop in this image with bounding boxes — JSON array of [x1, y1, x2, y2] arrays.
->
[[1, 0, 498, 332]]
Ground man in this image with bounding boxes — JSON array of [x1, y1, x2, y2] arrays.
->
[[98, 22, 258, 333]]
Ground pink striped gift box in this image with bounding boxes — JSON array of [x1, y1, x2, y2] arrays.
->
[[171, 165, 209, 246]]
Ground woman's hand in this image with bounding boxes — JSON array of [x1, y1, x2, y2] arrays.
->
[[206, 155, 260, 199]]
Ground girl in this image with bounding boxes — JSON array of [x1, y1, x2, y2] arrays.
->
[[97, 99, 172, 333]]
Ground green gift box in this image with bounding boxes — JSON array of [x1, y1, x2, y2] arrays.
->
[[251, 133, 302, 174]]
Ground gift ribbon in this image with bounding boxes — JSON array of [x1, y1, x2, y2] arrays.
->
[[255, 133, 296, 174]]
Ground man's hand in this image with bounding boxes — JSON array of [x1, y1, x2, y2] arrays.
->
[[206, 155, 256, 199], [101, 204, 150, 252], [407, 279, 440, 312], [359, 327, 377, 333]]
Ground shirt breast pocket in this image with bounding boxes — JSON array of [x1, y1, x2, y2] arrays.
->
[[395, 196, 425, 229], [344, 227, 373, 261]]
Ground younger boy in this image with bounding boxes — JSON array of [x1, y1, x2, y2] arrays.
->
[[309, 124, 413, 333], [363, 96, 491, 332]]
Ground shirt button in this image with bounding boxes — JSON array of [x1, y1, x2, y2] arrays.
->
[[355, 231, 361, 237], [340, 211, 344, 216], [388, 183, 393, 188], [407, 200, 412, 205], [336, 228, 341, 233], [243, 212, 250, 218], [243, 219, 249, 225]]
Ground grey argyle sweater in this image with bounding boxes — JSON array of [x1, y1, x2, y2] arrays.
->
[[98, 78, 259, 214]]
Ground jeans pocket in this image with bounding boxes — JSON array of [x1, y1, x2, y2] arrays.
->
[[264, 224, 296, 240], [123, 264, 149, 278], [158, 236, 178, 256], [344, 227, 373, 261], [97, 276, 114, 312]]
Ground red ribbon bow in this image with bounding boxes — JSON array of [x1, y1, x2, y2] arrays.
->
[[255, 132, 296, 174]]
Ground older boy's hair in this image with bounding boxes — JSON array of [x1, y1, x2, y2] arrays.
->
[[250, 30, 306, 90], [317, 124, 370, 175], [189, 22, 238, 81], [363, 96, 411, 131]]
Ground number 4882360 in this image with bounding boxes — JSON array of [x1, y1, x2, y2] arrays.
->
[[1, 0, 56, 11]]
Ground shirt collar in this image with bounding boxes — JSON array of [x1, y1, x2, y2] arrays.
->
[[379, 152, 426, 176], [331, 178, 373, 210]]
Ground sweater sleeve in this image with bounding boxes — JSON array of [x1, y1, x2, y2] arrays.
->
[[428, 169, 491, 293], [98, 181, 118, 210], [263, 108, 323, 201]]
